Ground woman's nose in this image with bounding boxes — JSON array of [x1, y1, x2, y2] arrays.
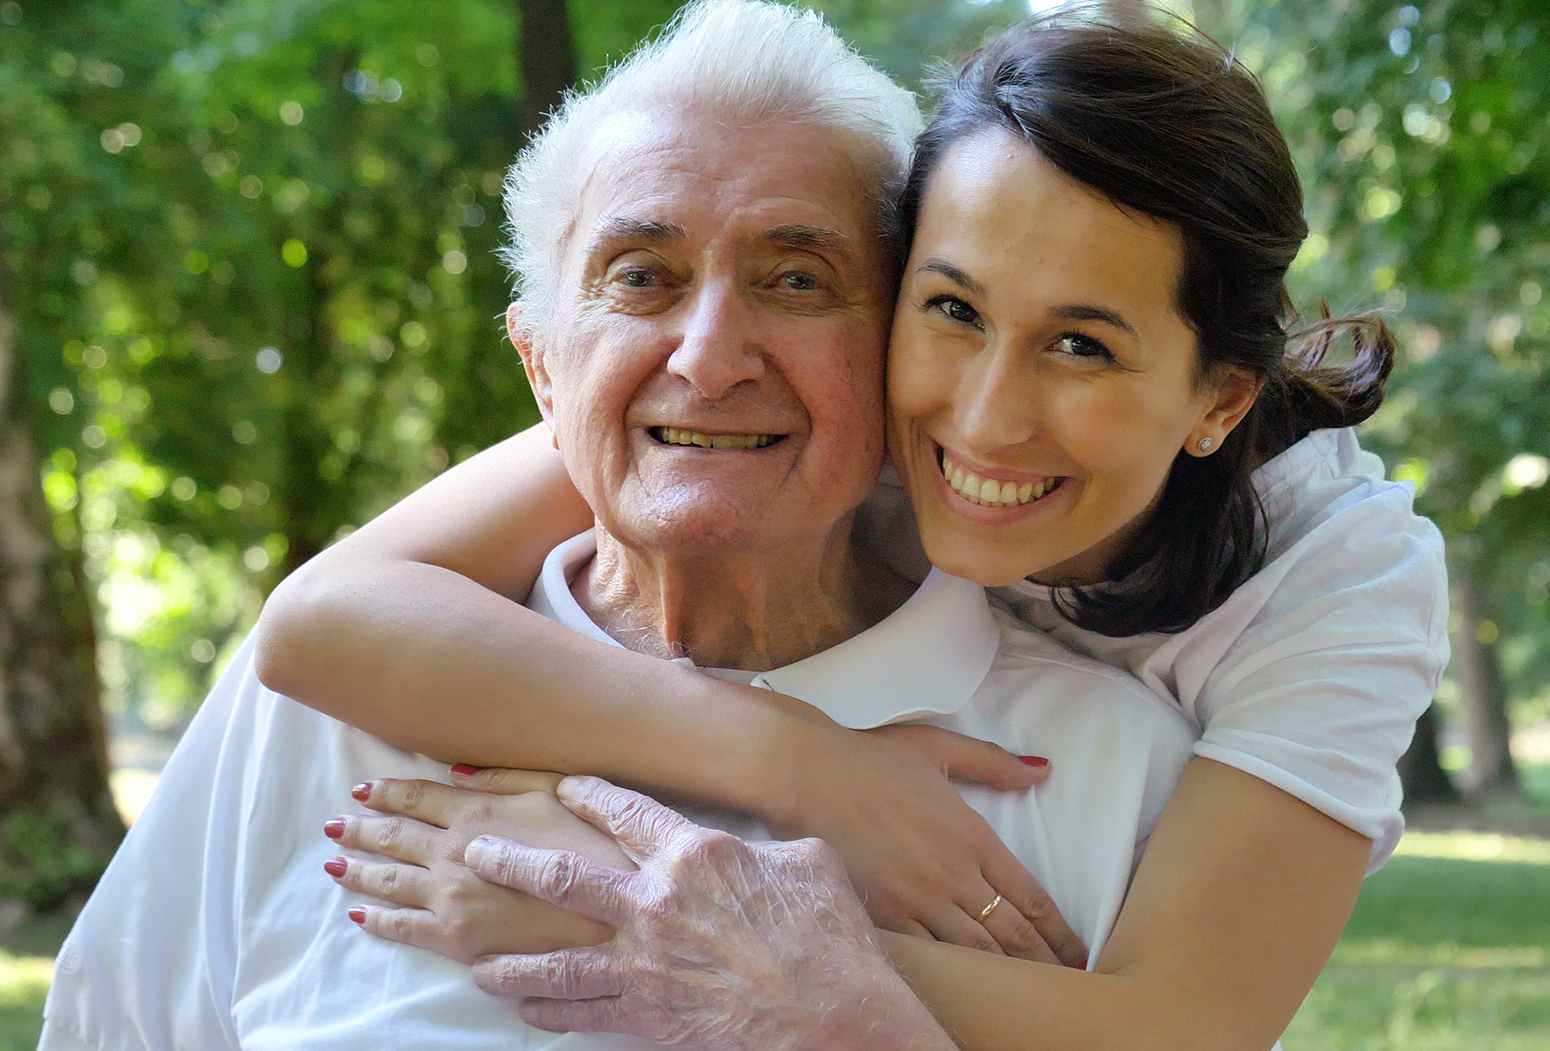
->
[[666, 283, 766, 400], [955, 345, 1038, 453]]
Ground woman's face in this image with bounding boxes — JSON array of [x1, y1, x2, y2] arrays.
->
[[887, 129, 1250, 588]]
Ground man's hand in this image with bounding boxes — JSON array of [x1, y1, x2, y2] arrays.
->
[[464, 775, 960, 1051]]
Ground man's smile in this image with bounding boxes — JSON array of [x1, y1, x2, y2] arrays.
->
[[649, 426, 787, 450]]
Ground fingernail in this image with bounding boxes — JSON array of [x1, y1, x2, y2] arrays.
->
[[464, 835, 496, 868], [351, 782, 372, 801], [323, 857, 347, 878], [1019, 756, 1049, 769], [347, 906, 366, 925], [323, 819, 346, 840], [451, 763, 481, 777]]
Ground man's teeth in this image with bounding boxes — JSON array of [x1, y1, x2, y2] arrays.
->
[[654, 427, 776, 450], [941, 451, 1063, 508]]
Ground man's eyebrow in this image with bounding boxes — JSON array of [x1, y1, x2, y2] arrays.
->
[[595, 217, 687, 243], [764, 224, 853, 253]]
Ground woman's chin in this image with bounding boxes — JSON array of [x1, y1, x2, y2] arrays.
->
[[919, 531, 1040, 589]]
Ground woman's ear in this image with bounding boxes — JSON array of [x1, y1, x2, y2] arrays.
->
[[508, 302, 558, 442], [1187, 367, 1263, 456]]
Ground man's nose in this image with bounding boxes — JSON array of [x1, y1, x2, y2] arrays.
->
[[955, 341, 1038, 453], [666, 282, 766, 400]]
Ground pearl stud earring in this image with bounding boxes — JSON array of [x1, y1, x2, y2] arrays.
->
[[1197, 437, 1213, 453]]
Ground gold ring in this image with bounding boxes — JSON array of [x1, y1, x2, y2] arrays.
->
[[978, 894, 1004, 922]]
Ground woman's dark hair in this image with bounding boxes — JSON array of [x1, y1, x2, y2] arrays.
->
[[896, 10, 1396, 636]]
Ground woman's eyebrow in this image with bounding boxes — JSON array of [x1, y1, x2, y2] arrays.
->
[[1050, 303, 1138, 339], [916, 258, 987, 297]]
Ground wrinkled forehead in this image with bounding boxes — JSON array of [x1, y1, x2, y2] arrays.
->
[[562, 106, 886, 272]]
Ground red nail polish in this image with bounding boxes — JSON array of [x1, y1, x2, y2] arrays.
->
[[323, 819, 346, 840], [351, 782, 371, 801], [451, 763, 481, 777], [323, 857, 347, 878], [1019, 756, 1049, 769], [348, 906, 366, 925]]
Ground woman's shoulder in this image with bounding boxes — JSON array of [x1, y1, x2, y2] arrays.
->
[[1255, 428, 1437, 560], [1244, 428, 1447, 637]]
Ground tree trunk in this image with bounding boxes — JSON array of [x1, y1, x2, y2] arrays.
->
[[1397, 703, 1461, 805], [1452, 570, 1520, 798], [0, 225, 124, 913], [517, 0, 577, 144]]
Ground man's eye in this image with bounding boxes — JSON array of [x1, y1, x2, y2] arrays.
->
[[619, 268, 656, 288], [925, 294, 980, 327], [781, 272, 819, 292], [1055, 333, 1114, 360]]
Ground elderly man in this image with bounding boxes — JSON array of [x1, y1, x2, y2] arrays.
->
[[41, 3, 1193, 1049]]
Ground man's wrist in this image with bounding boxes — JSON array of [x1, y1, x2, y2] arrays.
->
[[785, 951, 958, 1051]]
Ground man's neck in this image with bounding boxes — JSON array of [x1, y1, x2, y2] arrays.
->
[[573, 521, 914, 672]]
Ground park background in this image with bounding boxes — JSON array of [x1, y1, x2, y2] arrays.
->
[[2, 0, 1548, 1046]]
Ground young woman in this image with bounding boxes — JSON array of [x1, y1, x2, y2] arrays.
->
[[253, 7, 1447, 1047]]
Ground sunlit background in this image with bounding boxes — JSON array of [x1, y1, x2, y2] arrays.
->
[[2, 0, 1548, 1046]]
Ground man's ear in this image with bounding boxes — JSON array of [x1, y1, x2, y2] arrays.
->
[[508, 302, 558, 439], [1187, 366, 1263, 457]]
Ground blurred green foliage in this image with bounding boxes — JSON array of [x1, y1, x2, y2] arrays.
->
[[1, 0, 1547, 743]]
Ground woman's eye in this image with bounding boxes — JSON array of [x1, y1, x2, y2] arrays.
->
[[926, 295, 981, 327], [1055, 333, 1113, 360]]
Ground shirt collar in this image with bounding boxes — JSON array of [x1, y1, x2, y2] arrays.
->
[[528, 530, 1001, 730]]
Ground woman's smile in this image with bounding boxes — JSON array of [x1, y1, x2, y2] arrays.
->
[[935, 444, 1068, 512]]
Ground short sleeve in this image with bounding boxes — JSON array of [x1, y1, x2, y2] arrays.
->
[[39, 641, 268, 1051], [1189, 483, 1449, 873]]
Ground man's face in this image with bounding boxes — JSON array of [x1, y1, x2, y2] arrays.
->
[[520, 109, 894, 553]]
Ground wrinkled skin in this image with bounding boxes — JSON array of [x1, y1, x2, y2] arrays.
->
[[465, 775, 958, 1051]]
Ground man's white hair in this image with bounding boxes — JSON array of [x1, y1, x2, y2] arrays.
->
[[500, 0, 922, 318]]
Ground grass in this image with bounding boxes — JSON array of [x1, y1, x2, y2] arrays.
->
[[0, 832, 1544, 1050], [1283, 831, 1550, 1050]]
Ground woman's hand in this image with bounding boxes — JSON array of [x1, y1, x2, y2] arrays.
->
[[463, 775, 959, 1051], [323, 771, 633, 962], [770, 720, 1086, 967]]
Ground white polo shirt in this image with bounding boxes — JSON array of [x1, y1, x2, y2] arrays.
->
[[41, 532, 1193, 1051]]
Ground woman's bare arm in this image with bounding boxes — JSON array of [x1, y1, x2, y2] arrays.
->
[[256, 424, 825, 810], [881, 759, 1368, 1051], [451, 761, 1367, 1051]]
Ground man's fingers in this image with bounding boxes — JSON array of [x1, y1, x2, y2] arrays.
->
[[517, 996, 632, 1035], [472, 948, 624, 1001], [465, 835, 631, 926], [449, 765, 565, 797], [555, 775, 695, 864], [982, 851, 1087, 968], [331, 813, 440, 864], [354, 778, 461, 827], [328, 856, 432, 909]]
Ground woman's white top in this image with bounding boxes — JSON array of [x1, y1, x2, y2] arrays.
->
[[859, 428, 1450, 872]]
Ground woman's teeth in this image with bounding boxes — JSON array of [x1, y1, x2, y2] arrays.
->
[[653, 427, 776, 450], [941, 451, 1063, 508]]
